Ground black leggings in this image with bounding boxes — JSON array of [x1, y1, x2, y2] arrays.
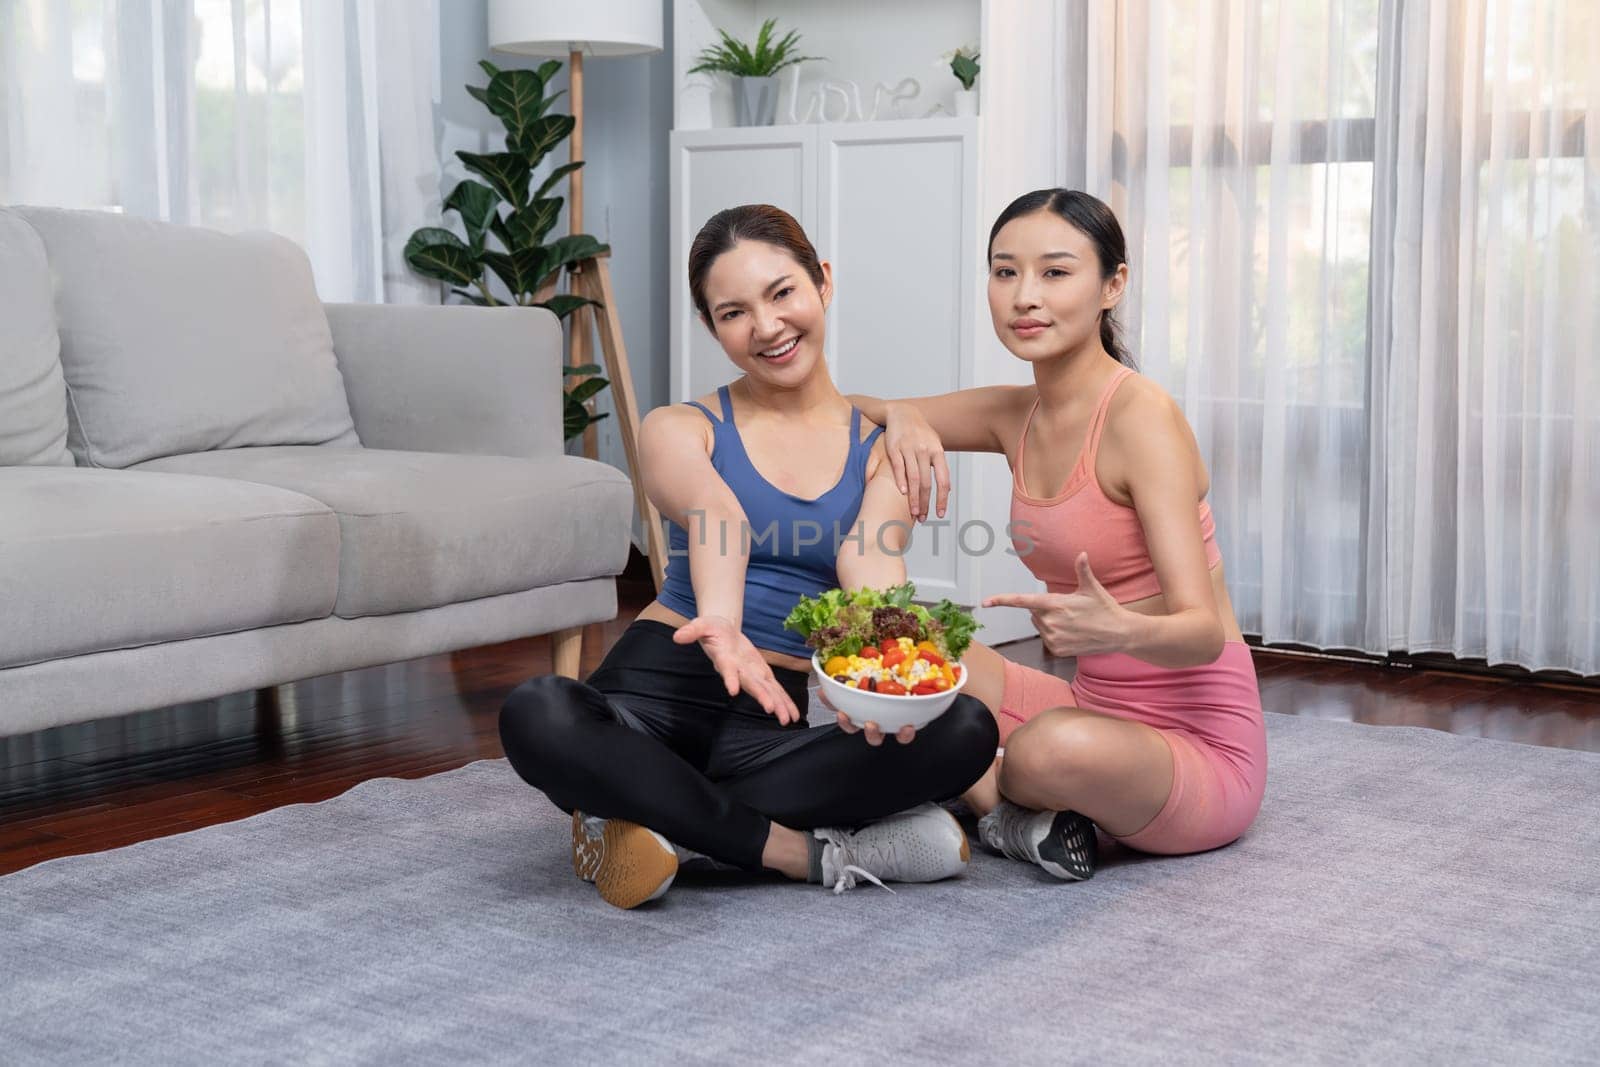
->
[[498, 620, 998, 871]]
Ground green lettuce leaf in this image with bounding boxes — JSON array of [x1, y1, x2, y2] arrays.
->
[[783, 588, 849, 638], [787, 584, 982, 663], [929, 598, 980, 659]]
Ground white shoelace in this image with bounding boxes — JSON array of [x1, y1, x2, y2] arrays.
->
[[817, 829, 897, 895], [832, 863, 894, 895]]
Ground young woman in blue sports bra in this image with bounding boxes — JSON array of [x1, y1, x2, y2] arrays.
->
[[499, 205, 997, 909]]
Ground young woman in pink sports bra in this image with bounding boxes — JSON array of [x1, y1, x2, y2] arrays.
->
[[849, 189, 1267, 880]]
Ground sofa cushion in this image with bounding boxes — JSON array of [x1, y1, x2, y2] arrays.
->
[[134, 447, 635, 618], [0, 467, 340, 669], [0, 209, 71, 467], [16, 207, 360, 469]]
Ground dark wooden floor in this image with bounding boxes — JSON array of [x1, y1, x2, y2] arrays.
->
[[3, 575, 1595, 875]]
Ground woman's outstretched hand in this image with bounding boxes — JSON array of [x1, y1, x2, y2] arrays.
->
[[673, 614, 801, 725], [983, 553, 1131, 658], [882, 401, 951, 524], [814, 687, 918, 746]]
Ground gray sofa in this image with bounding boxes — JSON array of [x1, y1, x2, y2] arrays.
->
[[0, 206, 634, 738]]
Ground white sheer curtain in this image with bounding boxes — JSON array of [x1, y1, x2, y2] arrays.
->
[[1367, 0, 1599, 674], [0, 0, 440, 304], [1065, 0, 1380, 652], [1061, 0, 1597, 674]]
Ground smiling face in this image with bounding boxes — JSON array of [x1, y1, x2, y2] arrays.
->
[[987, 209, 1127, 363], [701, 239, 832, 384]]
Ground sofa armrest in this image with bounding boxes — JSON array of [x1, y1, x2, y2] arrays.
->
[[324, 303, 562, 459]]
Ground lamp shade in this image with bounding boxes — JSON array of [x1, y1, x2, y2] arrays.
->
[[488, 0, 663, 58]]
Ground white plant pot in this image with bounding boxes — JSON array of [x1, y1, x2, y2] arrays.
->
[[734, 75, 780, 126], [953, 88, 978, 118]]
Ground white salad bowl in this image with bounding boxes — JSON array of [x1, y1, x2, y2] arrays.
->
[[812, 653, 968, 733]]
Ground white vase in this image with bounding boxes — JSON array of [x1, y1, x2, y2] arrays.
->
[[953, 89, 978, 118], [734, 76, 780, 126]]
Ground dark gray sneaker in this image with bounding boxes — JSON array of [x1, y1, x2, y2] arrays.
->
[[978, 801, 1098, 881]]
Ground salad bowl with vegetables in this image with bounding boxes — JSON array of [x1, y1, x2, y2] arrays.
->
[[784, 584, 981, 732]]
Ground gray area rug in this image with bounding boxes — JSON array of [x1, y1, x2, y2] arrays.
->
[[3, 712, 1598, 1065]]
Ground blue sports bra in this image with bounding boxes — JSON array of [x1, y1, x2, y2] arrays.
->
[[656, 385, 884, 659]]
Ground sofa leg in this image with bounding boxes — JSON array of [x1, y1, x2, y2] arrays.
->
[[255, 687, 280, 731], [254, 688, 286, 757], [552, 626, 583, 679]]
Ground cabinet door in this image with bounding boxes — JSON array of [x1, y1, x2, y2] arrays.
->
[[817, 119, 978, 603], [669, 128, 817, 404]]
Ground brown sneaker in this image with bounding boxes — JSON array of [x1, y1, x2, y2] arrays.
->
[[571, 811, 679, 909]]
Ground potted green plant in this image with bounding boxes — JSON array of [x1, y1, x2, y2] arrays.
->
[[688, 17, 821, 126], [404, 59, 611, 442], [946, 46, 980, 118]]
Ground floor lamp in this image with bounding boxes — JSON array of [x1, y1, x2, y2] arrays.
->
[[488, 0, 670, 600]]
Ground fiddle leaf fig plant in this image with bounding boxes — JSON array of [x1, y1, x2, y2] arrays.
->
[[564, 363, 611, 439], [405, 59, 610, 441]]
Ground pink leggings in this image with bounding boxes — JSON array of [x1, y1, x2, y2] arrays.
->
[[997, 642, 1267, 855]]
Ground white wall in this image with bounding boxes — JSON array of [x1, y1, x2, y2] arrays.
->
[[437, 2, 499, 165], [438, 2, 674, 548]]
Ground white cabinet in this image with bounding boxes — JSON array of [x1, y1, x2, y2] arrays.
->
[[815, 121, 978, 603], [669, 118, 979, 603], [668, 127, 816, 404]]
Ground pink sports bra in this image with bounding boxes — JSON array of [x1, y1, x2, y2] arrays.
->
[[1009, 367, 1222, 603]]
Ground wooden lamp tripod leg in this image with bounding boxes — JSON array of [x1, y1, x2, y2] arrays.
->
[[562, 48, 665, 593], [573, 254, 668, 594]]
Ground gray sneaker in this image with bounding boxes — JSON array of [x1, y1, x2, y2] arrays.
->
[[977, 800, 1097, 881], [814, 803, 971, 894]]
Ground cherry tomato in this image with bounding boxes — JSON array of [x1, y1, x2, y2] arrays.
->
[[860, 646, 881, 660], [911, 682, 940, 695], [918, 649, 946, 666], [882, 648, 907, 668], [878, 680, 907, 696]]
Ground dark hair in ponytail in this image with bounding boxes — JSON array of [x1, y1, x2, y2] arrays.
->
[[987, 189, 1134, 368], [688, 204, 825, 330]]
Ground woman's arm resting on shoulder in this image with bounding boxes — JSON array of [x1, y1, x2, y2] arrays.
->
[[847, 387, 1020, 454], [1114, 395, 1228, 668], [847, 387, 1026, 522]]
